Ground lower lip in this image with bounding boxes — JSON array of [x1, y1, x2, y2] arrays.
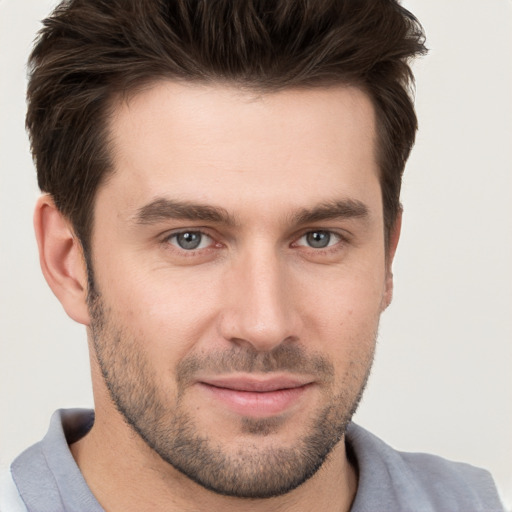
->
[[198, 383, 311, 417]]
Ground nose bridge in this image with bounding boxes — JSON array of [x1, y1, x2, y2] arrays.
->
[[221, 242, 297, 351]]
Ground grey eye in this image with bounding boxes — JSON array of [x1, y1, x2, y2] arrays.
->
[[172, 231, 208, 250], [305, 231, 331, 248], [295, 230, 341, 250]]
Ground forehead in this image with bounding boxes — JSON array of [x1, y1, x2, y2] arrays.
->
[[102, 81, 380, 220]]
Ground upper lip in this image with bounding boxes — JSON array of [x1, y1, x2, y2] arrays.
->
[[199, 375, 313, 392]]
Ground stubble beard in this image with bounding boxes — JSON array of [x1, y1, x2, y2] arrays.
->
[[88, 290, 375, 499]]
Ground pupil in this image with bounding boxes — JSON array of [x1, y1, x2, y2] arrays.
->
[[177, 232, 201, 250], [306, 231, 330, 248]]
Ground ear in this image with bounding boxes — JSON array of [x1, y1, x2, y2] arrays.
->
[[34, 195, 91, 325], [381, 210, 402, 311]]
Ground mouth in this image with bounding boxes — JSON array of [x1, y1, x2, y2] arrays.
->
[[197, 375, 314, 417]]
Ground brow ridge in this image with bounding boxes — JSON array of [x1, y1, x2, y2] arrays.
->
[[134, 197, 369, 228], [291, 199, 369, 225], [135, 198, 236, 225]]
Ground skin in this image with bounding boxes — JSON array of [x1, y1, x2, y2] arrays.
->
[[34, 82, 401, 512]]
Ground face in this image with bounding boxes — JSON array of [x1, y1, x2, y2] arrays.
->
[[87, 82, 394, 498]]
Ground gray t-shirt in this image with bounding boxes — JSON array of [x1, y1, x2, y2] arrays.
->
[[4, 409, 505, 511]]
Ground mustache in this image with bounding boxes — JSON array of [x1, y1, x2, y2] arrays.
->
[[176, 344, 335, 384]]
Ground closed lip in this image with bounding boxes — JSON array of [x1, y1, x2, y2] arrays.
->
[[198, 374, 314, 392]]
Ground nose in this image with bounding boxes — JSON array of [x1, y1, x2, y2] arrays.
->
[[219, 247, 300, 352]]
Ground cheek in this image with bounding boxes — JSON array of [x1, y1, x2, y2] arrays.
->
[[296, 264, 385, 370], [316, 296, 379, 396], [315, 292, 380, 365], [299, 261, 386, 329], [95, 253, 225, 358]]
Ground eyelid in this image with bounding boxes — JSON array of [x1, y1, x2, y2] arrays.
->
[[159, 227, 348, 254], [162, 228, 217, 251], [292, 229, 346, 249]]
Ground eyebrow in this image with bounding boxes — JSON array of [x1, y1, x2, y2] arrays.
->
[[133, 197, 369, 227], [134, 198, 237, 226], [290, 199, 369, 225]]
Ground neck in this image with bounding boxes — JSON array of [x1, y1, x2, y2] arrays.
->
[[70, 407, 357, 512]]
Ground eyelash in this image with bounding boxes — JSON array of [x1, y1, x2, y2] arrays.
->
[[162, 229, 218, 254], [293, 231, 344, 250], [161, 228, 348, 257]]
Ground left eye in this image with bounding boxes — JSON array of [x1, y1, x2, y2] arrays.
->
[[168, 231, 213, 250], [296, 230, 340, 249]]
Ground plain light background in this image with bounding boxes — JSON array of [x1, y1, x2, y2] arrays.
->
[[1, 0, 511, 507]]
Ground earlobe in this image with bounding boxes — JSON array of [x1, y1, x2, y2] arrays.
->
[[381, 210, 402, 311], [34, 195, 91, 325]]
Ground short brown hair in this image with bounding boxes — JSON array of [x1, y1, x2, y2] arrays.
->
[[27, 0, 426, 254]]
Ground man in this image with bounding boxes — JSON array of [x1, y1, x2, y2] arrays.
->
[[0, 0, 505, 510]]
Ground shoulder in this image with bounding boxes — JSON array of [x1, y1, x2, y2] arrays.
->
[[7, 409, 98, 512], [346, 423, 505, 512], [0, 468, 28, 512]]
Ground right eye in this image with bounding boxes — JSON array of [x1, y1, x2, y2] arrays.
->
[[167, 231, 214, 251]]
